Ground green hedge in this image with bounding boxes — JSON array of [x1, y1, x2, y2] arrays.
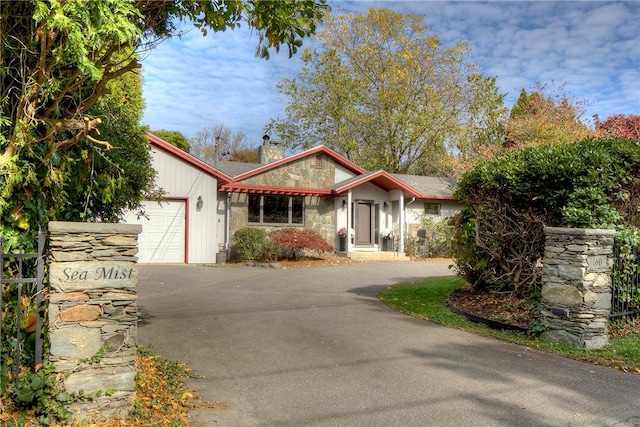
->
[[453, 137, 640, 295]]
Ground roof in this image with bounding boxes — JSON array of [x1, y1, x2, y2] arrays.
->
[[215, 160, 261, 177], [393, 174, 457, 199], [332, 170, 423, 198], [146, 133, 232, 183], [231, 145, 366, 182], [147, 133, 458, 199]]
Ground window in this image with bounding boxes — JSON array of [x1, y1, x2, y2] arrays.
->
[[424, 202, 441, 215], [248, 195, 304, 224]]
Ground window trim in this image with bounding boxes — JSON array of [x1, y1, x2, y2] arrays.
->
[[248, 194, 305, 225]]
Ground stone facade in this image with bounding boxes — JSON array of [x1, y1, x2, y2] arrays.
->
[[243, 153, 336, 188], [230, 193, 335, 251], [540, 227, 615, 349], [48, 221, 141, 420], [229, 153, 338, 254]]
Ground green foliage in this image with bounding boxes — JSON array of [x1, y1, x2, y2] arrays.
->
[[153, 129, 191, 153], [233, 227, 268, 261], [453, 137, 640, 295], [2, 364, 72, 425], [1, 0, 328, 235], [613, 226, 640, 311], [259, 239, 284, 262], [269, 228, 333, 259], [416, 217, 455, 258]]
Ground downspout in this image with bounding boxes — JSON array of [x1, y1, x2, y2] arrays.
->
[[225, 192, 232, 250], [402, 197, 416, 253]]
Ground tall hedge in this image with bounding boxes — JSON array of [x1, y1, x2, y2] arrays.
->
[[453, 137, 640, 295]]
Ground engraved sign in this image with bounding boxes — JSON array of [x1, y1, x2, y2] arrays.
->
[[50, 261, 137, 292], [587, 255, 608, 271]]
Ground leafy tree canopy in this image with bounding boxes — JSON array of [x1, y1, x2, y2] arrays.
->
[[504, 83, 595, 147], [268, 8, 505, 175], [153, 129, 191, 152], [0, 0, 328, 240]]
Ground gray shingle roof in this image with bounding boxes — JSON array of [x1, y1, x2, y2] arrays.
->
[[392, 174, 457, 198], [214, 161, 261, 177]]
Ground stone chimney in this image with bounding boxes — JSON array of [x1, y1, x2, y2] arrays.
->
[[258, 135, 285, 164]]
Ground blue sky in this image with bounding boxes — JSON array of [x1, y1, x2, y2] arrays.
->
[[141, 1, 640, 147]]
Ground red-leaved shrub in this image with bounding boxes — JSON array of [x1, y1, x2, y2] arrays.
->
[[269, 228, 333, 259]]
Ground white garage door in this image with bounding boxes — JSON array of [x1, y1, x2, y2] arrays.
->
[[124, 200, 186, 263]]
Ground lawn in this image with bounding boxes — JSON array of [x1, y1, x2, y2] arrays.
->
[[378, 276, 640, 374]]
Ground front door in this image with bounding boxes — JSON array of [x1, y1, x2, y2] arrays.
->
[[355, 201, 373, 246]]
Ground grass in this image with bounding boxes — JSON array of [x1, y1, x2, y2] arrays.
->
[[378, 276, 640, 374]]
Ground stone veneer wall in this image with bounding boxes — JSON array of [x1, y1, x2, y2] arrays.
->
[[48, 221, 141, 420], [540, 227, 615, 349], [229, 193, 336, 255], [242, 153, 336, 188]]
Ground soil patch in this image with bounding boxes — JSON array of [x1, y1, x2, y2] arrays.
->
[[448, 284, 541, 329]]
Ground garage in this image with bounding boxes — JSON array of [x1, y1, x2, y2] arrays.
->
[[124, 200, 186, 263], [123, 133, 229, 264]]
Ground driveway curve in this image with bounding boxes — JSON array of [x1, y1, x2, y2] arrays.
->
[[137, 261, 640, 426]]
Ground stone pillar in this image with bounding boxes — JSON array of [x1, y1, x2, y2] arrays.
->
[[540, 227, 615, 349], [48, 221, 141, 421]]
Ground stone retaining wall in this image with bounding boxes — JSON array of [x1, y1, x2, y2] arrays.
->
[[48, 221, 141, 420], [540, 227, 615, 349]]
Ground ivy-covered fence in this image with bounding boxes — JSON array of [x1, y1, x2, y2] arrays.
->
[[1, 231, 47, 395], [611, 237, 640, 320]]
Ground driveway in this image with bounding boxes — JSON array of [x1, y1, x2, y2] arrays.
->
[[137, 261, 640, 426]]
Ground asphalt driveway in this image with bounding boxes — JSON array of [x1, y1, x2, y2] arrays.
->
[[137, 261, 640, 426]]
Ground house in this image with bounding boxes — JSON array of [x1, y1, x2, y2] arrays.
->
[[125, 133, 462, 263]]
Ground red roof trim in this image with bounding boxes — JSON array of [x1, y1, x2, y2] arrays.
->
[[219, 183, 333, 196], [146, 133, 232, 183], [232, 145, 366, 182], [334, 170, 423, 198]]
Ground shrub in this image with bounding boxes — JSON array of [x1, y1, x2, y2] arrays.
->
[[259, 239, 284, 262], [269, 228, 332, 259], [233, 227, 267, 261], [453, 137, 640, 296], [418, 217, 454, 257]]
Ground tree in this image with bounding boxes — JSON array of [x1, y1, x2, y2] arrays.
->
[[1, 0, 328, 238], [595, 114, 640, 140], [63, 63, 156, 222], [504, 83, 595, 147], [153, 130, 191, 152], [268, 8, 505, 175], [190, 124, 250, 164], [229, 147, 260, 163]]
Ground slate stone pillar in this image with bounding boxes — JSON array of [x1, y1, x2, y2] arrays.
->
[[540, 227, 615, 350], [48, 221, 141, 421]]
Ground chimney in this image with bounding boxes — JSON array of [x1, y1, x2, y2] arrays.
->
[[258, 134, 285, 164]]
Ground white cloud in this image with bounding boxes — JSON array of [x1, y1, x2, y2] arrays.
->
[[141, 1, 640, 144]]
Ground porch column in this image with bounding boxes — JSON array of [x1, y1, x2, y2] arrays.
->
[[346, 190, 352, 252], [398, 196, 405, 252]]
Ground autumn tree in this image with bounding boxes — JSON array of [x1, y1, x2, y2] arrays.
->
[[504, 83, 595, 147], [595, 114, 640, 140], [190, 124, 250, 163], [153, 129, 191, 152], [1, 0, 328, 239], [268, 8, 505, 175]]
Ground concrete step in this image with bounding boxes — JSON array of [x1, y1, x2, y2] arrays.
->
[[340, 251, 411, 261]]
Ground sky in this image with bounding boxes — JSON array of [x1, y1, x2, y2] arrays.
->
[[141, 1, 640, 147]]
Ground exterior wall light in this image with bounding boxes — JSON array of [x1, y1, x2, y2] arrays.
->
[[196, 196, 204, 211]]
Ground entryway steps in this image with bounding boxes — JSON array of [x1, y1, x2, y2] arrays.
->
[[339, 251, 411, 261]]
